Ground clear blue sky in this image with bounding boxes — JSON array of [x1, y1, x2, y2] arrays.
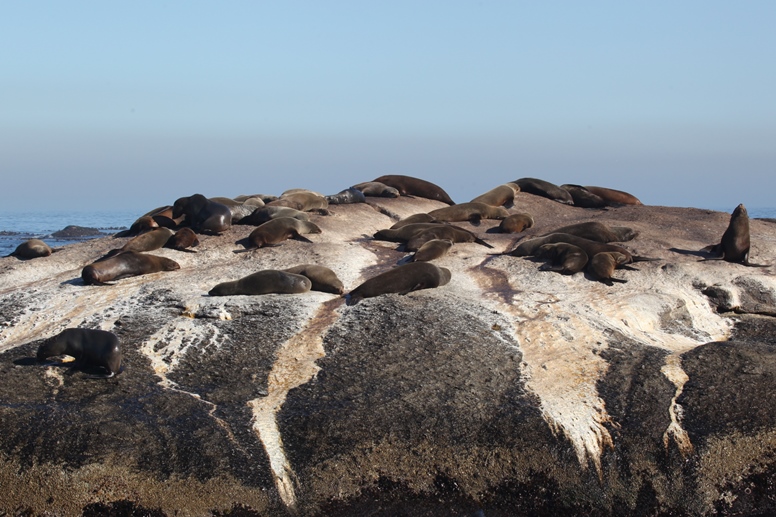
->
[[2, 1, 774, 212]]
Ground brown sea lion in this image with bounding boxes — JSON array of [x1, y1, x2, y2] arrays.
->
[[6, 239, 57, 259], [326, 188, 366, 205], [237, 206, 310, 226], [588, 252, 631, 285], [513, 178, 573, 205], [470, 183, 520, 207], [165, 227, 200, 251], [374, 223, 443, 242], [372, 174, 455, 205], [208, 270, 312, 296], [412, 239, 453, 262], [541, 221, 638, 243], [243, 217, 321, 249], [100, 227, 175, 260], [584, 186, 643, 206], [427, 202, 509, 223], [208, 197, 257, 223], [283, 264, 344, 294], [172, 194, 232, 234], [267, 191, 329, 212], [352, 181, 400, 198], [498, 213, 534, 233], [535, 243, 589, 275], [507, 233, 655, 263], [702, 204, 769, 267], [37, 328, 122, 378], [82, 251, 180, 286], [560, 185, 608, 209], [345, 262, 452, 305], [116, 215, 159, 237], [406, 225, 492, 251], [390, 213, 438, 229]]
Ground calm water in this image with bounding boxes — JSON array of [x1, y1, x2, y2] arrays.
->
[[1, 206, 775, 257]]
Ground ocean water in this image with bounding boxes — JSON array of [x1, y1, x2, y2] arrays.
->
[[1, 206, 775, 258]]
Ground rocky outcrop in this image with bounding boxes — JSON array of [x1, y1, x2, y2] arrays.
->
[[1, 194, 775, 515]]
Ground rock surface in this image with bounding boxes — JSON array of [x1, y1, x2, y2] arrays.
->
[[1, 193, 775, 515]]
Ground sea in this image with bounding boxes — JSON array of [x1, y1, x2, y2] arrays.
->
[[1, 207, 775, 258]]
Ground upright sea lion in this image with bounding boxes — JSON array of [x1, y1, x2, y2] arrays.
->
[[470, 183, 520, 207], [6, 239, 57, 259], [513, 178, 574, 205], [412, 239, 453, 262], [352, 181, 400, 198], [165, 227, 200, 251], [326, 188, 366, 205], [345, 262, 452, 305], [540, 221, 638, 243], [37, 328, 122, 378], [584, 186, 643, 206], [283, 264, 344, 294], [237, 206, 310, 226], [427, 202, 509, 223], [172, 194, 232, 234], [209, 270, 312, 296], [243, 217, 321, 249], [100, 227, 175, 260], [390, 213, 438, 229], [267, 192, 329, 212], [702, 204, 769, 267], [374, 223, 443, 242], [560, 185, 608, 209], [535, 243, 589, 275], [372, 175, 455, 205], [82, 251, 180, 286], [406, 225, 492, 251], [588, 252, 630, 285], [498, 213, 534, 233]]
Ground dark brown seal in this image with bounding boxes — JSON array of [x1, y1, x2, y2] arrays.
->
[[535, 243, 589, 275], [372, 175, 455, 205], [513, 178, 573, 205], [283, 264, 344, 294], [588, 252, 630, 285], [560, 185, 608, 209], [345, 262, 452, 305], [82, 251, 180, 285], [165, 227, 200, 251], [470, 183, 520, 207], [243, 217, 321, 249], [37, 328, 122, 378], [352, 181, 400, 198], [498, 213, 534, 233], [584, 186, 643, 206], [172, 194, 232, 234], [390, 214, 438, 229], [507, 233, 657, 263], [412, 239, 453, 262], [326, 188, 366, 205], [427, 202, 509, 222], [267, 191, 329, 212], [406, 225, 492, 251], [702, 204, 769, 267], [236, 206, 310, 226], [208, 270, 312, 296], [374, 223, 443, 242], [101, 228, 175, 260], [541, 222, 638, 243], [6, 239, 56, 259]]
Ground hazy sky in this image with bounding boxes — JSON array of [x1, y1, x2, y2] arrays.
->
[[2, 2, 774, 213]]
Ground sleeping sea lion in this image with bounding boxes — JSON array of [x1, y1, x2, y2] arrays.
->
[[412, 239, 453, 262], [498, 213, 534, 233], [165, 227, 200, 251], [82, 251, 180, 285], [283, 264, 344, 294], [470, 183, 520, 207], [372, 175, 455, 205], [513, 178, 573, 205], [352, 181, 400, 198], [540, 221, 638, 243], [427, 202, 509, 223], [243, 217, 321, 249], [345, 262, 452, 305], [406, 225, 492, 251], [209, 270, 312, 296], [583, 186, 643, 206], [6, 239, 57, 259], [588, 252, 631, 285], [535, 243, 589, 275], [172, 194, 232, 234]]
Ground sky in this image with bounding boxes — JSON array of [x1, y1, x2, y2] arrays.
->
[[1, 1, 775, 213]]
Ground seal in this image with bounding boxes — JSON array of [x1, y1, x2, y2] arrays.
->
[[406, 225, 492, 251], [560, 185, 608, 209], [6, 239, 57, 259], [702, 204, 769, 267], [236, 206, 310, 226], [267, 191, 329, 212], [470, 183, 520, 207], [535, 243, 589, 275], [513, 178, 573, 205], [115, 215, 160, 237], [209, 270, 312, 296], [100, 227, 175, 260], [352, 181, 400, 198], [427, 202, 509, 223], [82, 251, 180, 285], [165, 227, 200, 251], [345, 262, 452, 305], [498, 213, 534, 234], [588, 252, 630, 285], [172, 194, 232, 234], [584, 186, 643, 206], [326, 188, 366, 205], [37, 328, 122, 378], [242, 217, 321, 249], [540, 222, 638, 243], [390, 213, 438, 229], [507, 233, 656, 263], [283, 264, 344, 294], [374, 223, 443, 242], [207, 197, 258, 223], [372, 174, 456, 205], [412, 238, 453, 262]]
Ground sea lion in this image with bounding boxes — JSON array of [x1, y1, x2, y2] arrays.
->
[[470, 183, 520, 207], [208, 270, 312, 296], [345, 262, 452, 305], [406, 225, 492, 251], [412, 239, 453, 262], [267, 192, 329, 212], [237, 206, 310, 226], [115, 215, 159, 237], [172, 194, 232, 234], [374, 223, 443, 242], [352, 181, 400, 198], [588, 252, 630, 285], [207, 197, 257, 223], [283, 264, 344, 294], [6, 239, 57, 259], [507, 233, 655, 263], [390, 213, 438, 229], [326, 188, 366, 205], [702, 204, 769, 267], [584, 186, 643, 206], [513, 178, 574, 205], [535, 243, 589, 275], [427, 202, 509, 223], [372, 175, 455, 205], [82, 251, 180, 285], [560, 185, 608, 209], [100, 227, 175, 260], [243, 217, 321, 249], [540, 222, 638, 243], [37, 328, 122, 378], [165, 227, 200, 251], [233, 194, 268, 206], [498, 213, 534, 233], [281, 188, 324, 197]]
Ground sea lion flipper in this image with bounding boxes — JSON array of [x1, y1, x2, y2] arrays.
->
[[474, 238, 494, 249], [398, 284, 423, 295]]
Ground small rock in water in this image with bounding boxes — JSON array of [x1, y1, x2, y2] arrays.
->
[[51, 225, 103, 238]]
